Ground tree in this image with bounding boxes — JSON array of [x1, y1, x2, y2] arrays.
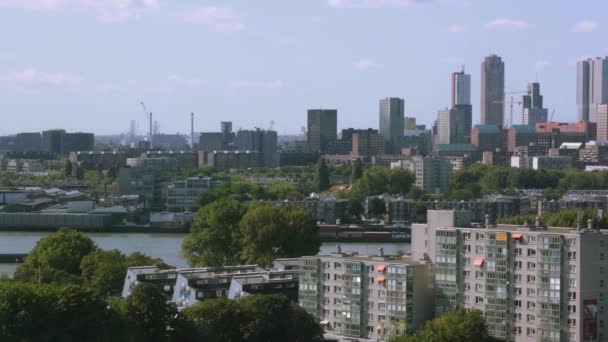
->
[[266, 182, 305, 200], [64, 160, 73, 178], [14, 228, 96, 284], [125, 283, 178, 342], [392, 308, 494, 342], [351, 159, 364, 183], [313, 159, 330, 192], [181, 199, 246, 267], [125, 251, 174, 269], [367, 197, 386, 219], [182, 297, 244, 342], [0, 282, 114, 342], [239, 295, 323, 342], [346, 197, 365, 222], [80, 249, 127, 297], [239, 204, 320, 267]]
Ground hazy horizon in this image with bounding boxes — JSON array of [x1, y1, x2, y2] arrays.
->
[[0, 0, 606, 135]]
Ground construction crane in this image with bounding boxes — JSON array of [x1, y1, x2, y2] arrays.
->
[[493, 90, 526, 127], [140, 101, 152, 146]]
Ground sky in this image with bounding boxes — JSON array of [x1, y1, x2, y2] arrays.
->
[[0, 0, 606, 136]]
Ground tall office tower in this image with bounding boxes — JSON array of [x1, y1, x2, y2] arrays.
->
[[451, 68, 471, 106], [480, 55, 505, 128], [63, 132, 94, 152], [522, 82, 548, 126], [590, 57, 608, 122], [436, 108, 451, 145], [436, 106, 473, 145], [578, 57, 608, 122], [450, 104, 473, 144], [42, 129, 66, 154], [379, 97, 405, 152], [578, 59, 591, 122], [307, 109, 337, 153]]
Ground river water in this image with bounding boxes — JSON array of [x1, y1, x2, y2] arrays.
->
[[0, 232, 411, 277]]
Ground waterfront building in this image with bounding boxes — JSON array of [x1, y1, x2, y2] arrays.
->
[[412, 209, 608, 342], [166, 177, 215, 212], [274, 253, 434, 341]]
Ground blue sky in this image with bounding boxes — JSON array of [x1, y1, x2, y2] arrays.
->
[[0, 0, 606, 135]]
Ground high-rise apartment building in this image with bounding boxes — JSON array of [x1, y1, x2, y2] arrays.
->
[[412, 209, 608, 342], [379, 98, 405, 151], [578, 57, 608, 122], [451, 69, 471, 107], [481, 55, 505, 128], [405, 117, 417, 130], [307, 109, 338, 153], [274, 253, 433, 341]]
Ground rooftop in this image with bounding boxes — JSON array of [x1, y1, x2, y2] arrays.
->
[[474, 124, 501, 134]]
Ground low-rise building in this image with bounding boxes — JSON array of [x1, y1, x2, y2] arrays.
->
[[166, 177, 215, 211]]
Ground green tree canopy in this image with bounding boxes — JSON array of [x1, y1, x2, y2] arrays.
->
[[392, 308, 494, 342], [14, 228, 97, 284], [182, 198, 247, 267], [239, 204, 320, 267], [181, 297, 244, 342], [351, 159, 364, 183], [313, 159, 330, 192], [367, 197, 387, 219], [125, 283, 179, 342]]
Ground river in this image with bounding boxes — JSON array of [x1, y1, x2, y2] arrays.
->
[[0, 232, 411, 277]]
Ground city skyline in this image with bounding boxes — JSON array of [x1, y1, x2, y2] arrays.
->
[[0, 0, 607, 135]]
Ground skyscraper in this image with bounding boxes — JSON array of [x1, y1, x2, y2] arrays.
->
[[451, 69, 471, 107], [578, 59, 591, 122], [436, 105, 472, 145], [522, 82, 548, 126], [307, 109, 337, 153], [578, 57, 608, 122], [480, 55, 505, 128], [379, 97, 405, 152]]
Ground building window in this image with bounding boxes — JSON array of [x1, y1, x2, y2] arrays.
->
[[527, 262, 536, 270], [527, 301, 536, 310], [514, 326, 522, 335], [513, 274, 522, 283], [514, 248, 522, 256], [514, 300, 522, 308], [568, 292, 577, 300], [463, 245, 471, 253], [527, 275, 536, 284], [528, 236, 536, 243], [567, 251, 576, 260], [527, 328, 536, 336], [475, 296, 484, 304], [527, 314, 535, 322], [527, 288, 536, 297], [601, 280, 605, 288], [568, 305, 576, 313], [527, 249, 536, 256], [569, 278, 577, 288], [568, 318, 576, 327], [514, 261, 522, 269]]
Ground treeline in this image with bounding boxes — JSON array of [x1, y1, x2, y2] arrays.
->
[[446, 164, 608, 200], [498, 208, 608, 229], [182, 199, 321, 267], [1, 228, 323, 341]]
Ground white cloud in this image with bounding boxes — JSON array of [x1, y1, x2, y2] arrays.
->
[[167, 74, 204, 88], [447, 24, 465, 33], [572, 20, 598, 33], [0, 0, 160, 21], [534, 60, 552, 72], [0, 68, 77, 88], [486, 18, 529, 31], [328, 0, 427, 9], [353, 59, 376, 70], [180, 7, 245, 32], [229, 80, 285, 89]]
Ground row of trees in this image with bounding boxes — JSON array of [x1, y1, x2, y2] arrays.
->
[[446, 164, 608, 200], [182, 199, 321, 267], [13, 228, 172, 297], [498, 208, 608, 229]]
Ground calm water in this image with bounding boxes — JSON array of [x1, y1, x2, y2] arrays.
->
[[0, 232, 410, 277]]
